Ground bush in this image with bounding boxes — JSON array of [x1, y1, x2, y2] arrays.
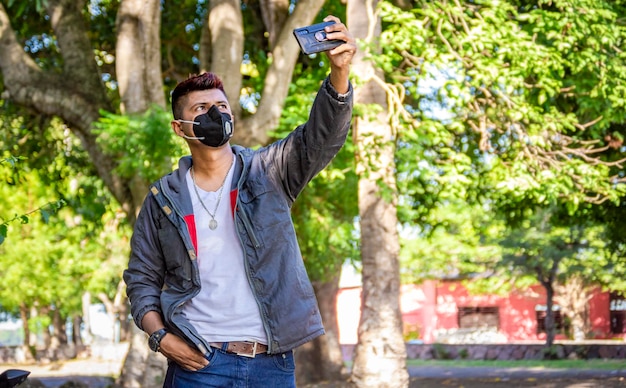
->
[[432, 343, 452, 360]]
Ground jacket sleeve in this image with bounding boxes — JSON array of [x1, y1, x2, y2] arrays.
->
[[266, 76, 354, 203], [123, 192, 166, 331]]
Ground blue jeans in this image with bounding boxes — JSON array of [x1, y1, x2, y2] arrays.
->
[[163, 347, 296, 388]]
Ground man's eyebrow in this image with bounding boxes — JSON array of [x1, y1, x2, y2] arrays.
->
[[190, 100, 228, 107]]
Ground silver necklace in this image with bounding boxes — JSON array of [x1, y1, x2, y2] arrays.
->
[[190, 158, 234, 230]]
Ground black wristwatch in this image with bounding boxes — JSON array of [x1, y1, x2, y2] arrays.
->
[[148, 328, 168, 352]]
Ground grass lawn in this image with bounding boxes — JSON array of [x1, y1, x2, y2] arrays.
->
[[406, 359, 626, 370]]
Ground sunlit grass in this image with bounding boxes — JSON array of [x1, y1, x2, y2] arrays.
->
[[406, 359, 626, 370]]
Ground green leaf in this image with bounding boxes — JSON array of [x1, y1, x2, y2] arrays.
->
[[40, 209, 50, 224], [538, 90, 547, 105], [0, 224, 7, 245]]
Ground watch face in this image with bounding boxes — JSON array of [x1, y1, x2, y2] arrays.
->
[[149, 329, 166, 352], [149, 336, 159, 352]]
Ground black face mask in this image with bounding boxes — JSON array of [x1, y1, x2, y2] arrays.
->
[[179, 105, 233, 147]]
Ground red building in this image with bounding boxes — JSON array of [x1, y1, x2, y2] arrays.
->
[[337, 280, 626, 344]]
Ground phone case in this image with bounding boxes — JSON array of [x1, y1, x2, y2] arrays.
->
[[293, 21, 343, 55]]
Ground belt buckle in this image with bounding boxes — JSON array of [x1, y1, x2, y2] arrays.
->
[[235, 341, 257, 358]]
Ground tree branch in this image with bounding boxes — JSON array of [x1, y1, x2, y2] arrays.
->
[[236, 0, 326, 146], [573, 115, 603, 131]]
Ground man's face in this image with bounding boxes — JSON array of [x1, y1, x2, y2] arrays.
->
[[172, 88, 234, 140]]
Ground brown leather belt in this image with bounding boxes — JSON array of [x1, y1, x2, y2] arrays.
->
[[209, 341, 268, 358]]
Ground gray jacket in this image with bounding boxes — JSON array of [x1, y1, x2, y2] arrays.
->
[[123, 77, 353, 355]]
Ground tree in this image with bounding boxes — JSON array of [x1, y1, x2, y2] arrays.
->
[[0, 160, 64, 243], [499, 209, 583, 349], [372, 0, 626, 220], [368, 0, 626, 351], [0, 117, 125, 360], [284, 73, 359, 384], [502, 206, 626, 344], [347, 0, 409, 386]]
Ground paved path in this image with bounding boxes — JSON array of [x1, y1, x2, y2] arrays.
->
[[407, 366, 626, 388], [23, 375, 114, 388], [407, 365, 626, 379], [5, 361, 626, 387]]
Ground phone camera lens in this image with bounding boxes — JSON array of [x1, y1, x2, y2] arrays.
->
[[314, 31, 326, 41]]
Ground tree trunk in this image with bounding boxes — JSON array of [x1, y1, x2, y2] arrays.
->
[[73, 316, 84, 347], [117, 324, 167, 388], [52, 308, 68, 346], [537, 259, 560, 355], [114, 0, 168, 385], [116, 289, 169, 383], [82, 292, 93, 343], [119, 298, 132, 342], [39, 306, 53, 352], [295, 274, 347, 385], [116, 0, 165, 114], [259, 0, 289, 50], [19, 304, 34, 362], [555, 276, 592, 341], [52, 308, 75, 361], [115, 269, 132, 344], [544, 283, 556, 349], [204, 0, 244, 119], [348, 0, 409, 386], [115, 0, 165, 216]]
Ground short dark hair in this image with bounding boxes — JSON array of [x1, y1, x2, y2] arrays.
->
[[171, 72, 227, 119]]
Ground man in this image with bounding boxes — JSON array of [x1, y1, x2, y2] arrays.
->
[[123, 15, 356, 387]]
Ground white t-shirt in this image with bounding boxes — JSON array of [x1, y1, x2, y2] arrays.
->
[[182, 159, 267, 344]]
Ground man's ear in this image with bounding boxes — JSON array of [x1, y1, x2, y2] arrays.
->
[[171, 120, 183, 137]]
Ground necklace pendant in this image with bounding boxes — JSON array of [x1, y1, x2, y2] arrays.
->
[[209, 219, 218, 230]]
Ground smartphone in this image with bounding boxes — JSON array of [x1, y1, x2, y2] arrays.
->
[[293, 21, 343, 55]]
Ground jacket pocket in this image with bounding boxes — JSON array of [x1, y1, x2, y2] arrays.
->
[[239, 177, 291, 239], [157, 219, 193, 290]]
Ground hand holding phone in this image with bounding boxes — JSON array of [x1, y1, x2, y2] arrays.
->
[[293, 21, 344, 55]]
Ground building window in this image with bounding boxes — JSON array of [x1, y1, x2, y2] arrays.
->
[[535, 305, 567, 334], [610, 292, 626, 334], [458, 306, 499, 329]]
